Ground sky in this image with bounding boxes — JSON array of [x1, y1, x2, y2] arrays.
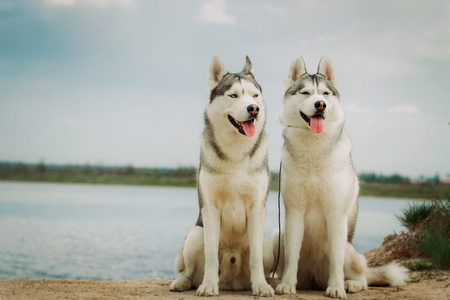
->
[[0, 0, 449, 178]]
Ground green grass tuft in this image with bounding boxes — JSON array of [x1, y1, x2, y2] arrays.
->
[[395, 201, 436, 230], [416, 229, 450, 268], [396, 198, 450, 269], [405, 260, 434, 272]]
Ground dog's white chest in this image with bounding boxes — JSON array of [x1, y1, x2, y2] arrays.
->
[[220, 199, 247, 237], [204, 173, 261, 240]]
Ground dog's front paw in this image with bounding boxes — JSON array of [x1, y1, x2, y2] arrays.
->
[[325, 286, 346, 299], [275, 282, 296, 294], [252, 282, 274, 297], [169, 276, 192, 292], [344, 279, 366, 293], [196, 282, 219, 297]]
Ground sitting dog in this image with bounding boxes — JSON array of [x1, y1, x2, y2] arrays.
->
[[274, 56, 409, 299], [170, 56, 274, 297]]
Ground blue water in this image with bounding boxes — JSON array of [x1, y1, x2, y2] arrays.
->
[[0, 181, 415, 280]]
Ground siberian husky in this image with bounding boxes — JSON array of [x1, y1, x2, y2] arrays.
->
[[273, 56, 408, 299], [169, 56, 274, 297]]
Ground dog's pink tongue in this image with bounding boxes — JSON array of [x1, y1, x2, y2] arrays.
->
[[311, 116, 324, 133], [242, 121, 256, 137]]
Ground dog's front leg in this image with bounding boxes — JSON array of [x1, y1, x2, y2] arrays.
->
[[325, 211, 348, 299], [197, 204, 221, 296], [276, 208, 305, 294], [248, 204, 274, 297]]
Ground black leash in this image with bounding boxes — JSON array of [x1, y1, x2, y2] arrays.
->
[[271, 159, 282, 278]]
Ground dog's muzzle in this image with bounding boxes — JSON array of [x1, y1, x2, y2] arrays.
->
[[228, 115, 256, 137]]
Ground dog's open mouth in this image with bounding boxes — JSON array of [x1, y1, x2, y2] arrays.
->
[[228, 115, 256, 137], [300, 111, 325, 133]]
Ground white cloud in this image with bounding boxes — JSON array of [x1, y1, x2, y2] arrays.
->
[[309, 30, 415, 81], [310, 2, 450, 79], [44, 0, 134, 7], [196, 0, 237, 26], [344, 103, 373, 114], [412, 19, 450, 60], [52, 116, 83, 131], [45, 0, 76, 6], [387, 104, 420, 115], [263, 3, 289, 17]]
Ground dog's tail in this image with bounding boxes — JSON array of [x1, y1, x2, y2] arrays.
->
[[365, 262, 409, 286]]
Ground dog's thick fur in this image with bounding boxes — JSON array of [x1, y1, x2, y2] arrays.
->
[[273, 56, 409, 299], [169, 56, 274, 297]]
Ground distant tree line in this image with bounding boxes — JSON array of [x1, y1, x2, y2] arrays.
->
[[1, 162, 448, 199], [0, 162, 445, 186], [359, 172, 411, 184], [0, 162, 197, 178]]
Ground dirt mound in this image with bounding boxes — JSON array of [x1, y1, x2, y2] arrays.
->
[[365, 233, 417, 267]]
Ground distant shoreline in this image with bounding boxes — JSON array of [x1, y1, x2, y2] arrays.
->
[[1, 162, 448, 199], [0, 175, 448, 200]]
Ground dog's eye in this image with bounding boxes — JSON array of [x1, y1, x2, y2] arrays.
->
[[229, 94, 238, 99], [323, 91, 330, 95], [253, 94, 259, 98], [300, 91, 310, 95]]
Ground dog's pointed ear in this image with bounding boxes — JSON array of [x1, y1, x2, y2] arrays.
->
[[241, 55, 255, 77], [285, 56, 307, 92], [318, 56, 338, 87], [208, 56, 228, 91]]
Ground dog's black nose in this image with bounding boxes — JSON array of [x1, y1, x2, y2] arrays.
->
[[315, 101, 326, 111], [247, 104, 259, 116]]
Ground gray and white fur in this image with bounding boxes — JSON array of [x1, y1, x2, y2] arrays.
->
[[273, 56, 409, 299], [170, 56, 275, 297]]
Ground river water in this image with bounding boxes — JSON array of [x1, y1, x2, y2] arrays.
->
[[0, 181, 415, 280]]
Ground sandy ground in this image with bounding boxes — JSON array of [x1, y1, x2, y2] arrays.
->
[[1, 235, 449, 300], [1, 273, 449, 300]]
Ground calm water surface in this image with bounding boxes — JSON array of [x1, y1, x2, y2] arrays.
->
[[0, 181, 415, 280]]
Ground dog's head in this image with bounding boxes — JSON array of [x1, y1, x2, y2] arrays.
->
[[206, 56, 265, 138], [280, 56, 342, 134]]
